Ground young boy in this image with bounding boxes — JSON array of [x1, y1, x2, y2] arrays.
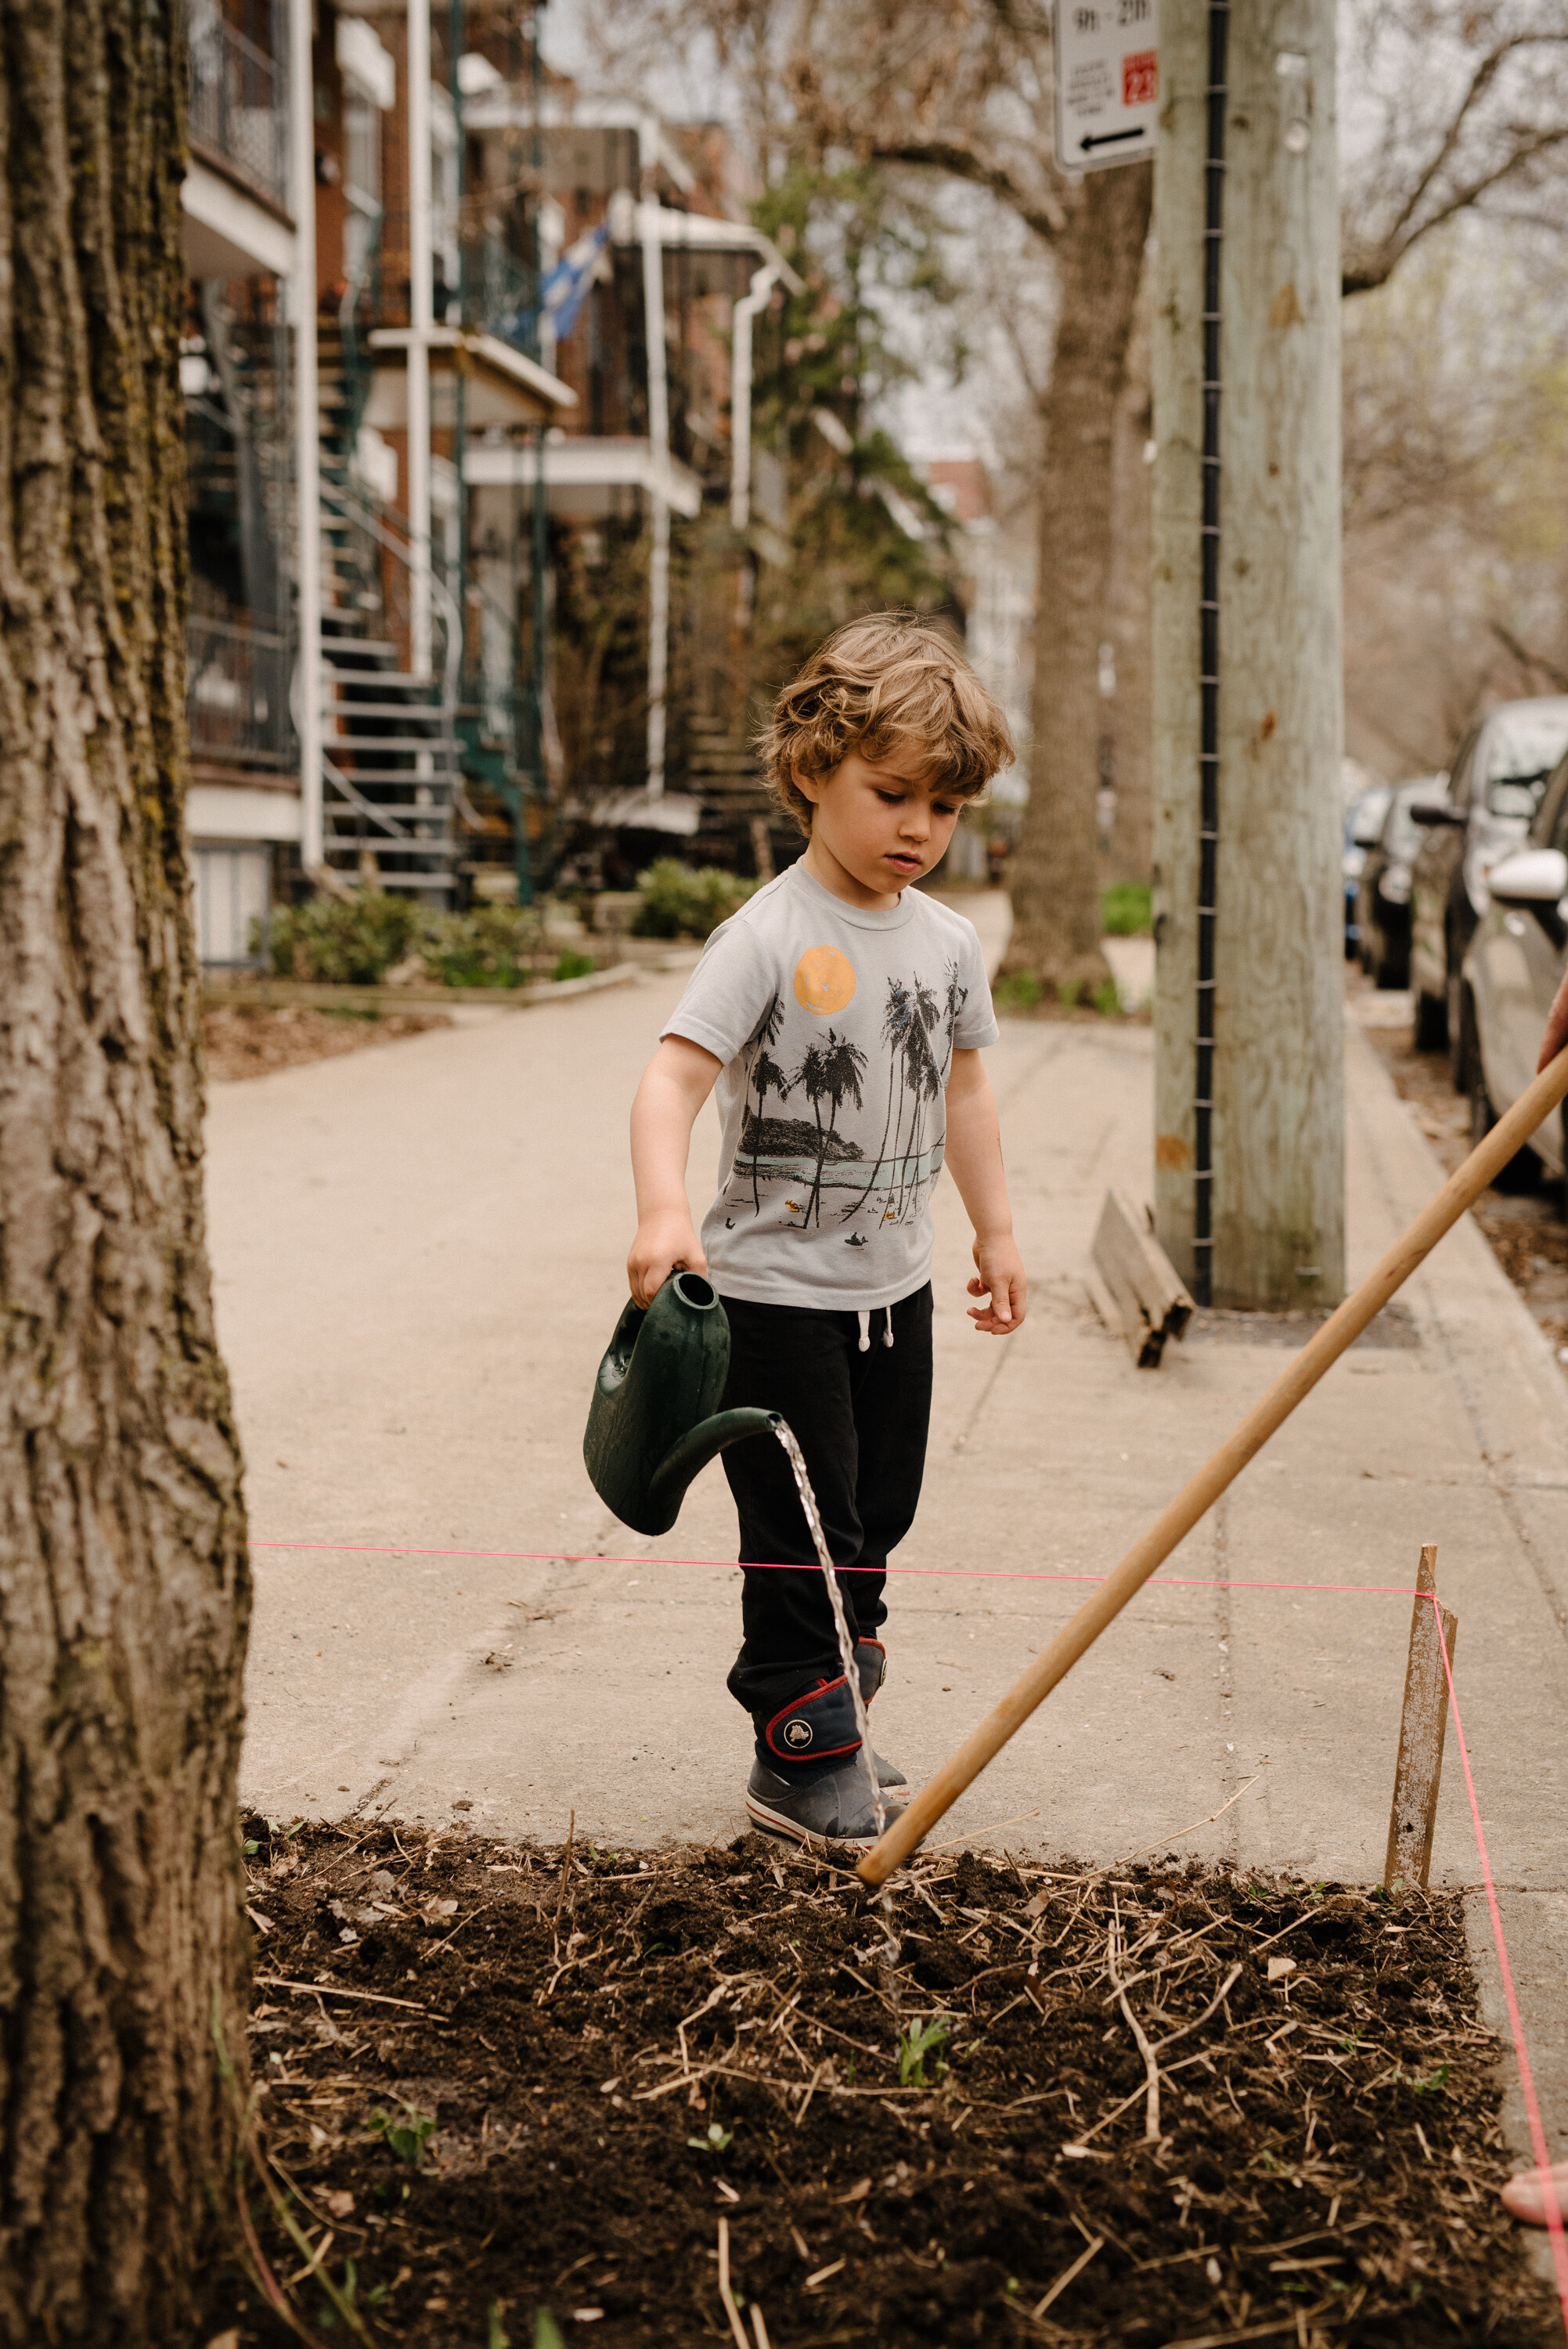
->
[[625, 613, 1026, 1846]]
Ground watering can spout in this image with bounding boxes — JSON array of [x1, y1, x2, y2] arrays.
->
[[646, 1405, 783, 1525], [582, 1272, 779, 1537]]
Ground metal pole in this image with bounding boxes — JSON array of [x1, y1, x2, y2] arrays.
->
[[449, 0, 466, 697], [287, 0, 323, 870], [640, 193, 669, 799], [407, 0, 433, 679], [729, 265, 776, 533], [1192, 0, 1228, 1308]]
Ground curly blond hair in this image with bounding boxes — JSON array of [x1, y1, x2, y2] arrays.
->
[[756, 612, 1015, 838]]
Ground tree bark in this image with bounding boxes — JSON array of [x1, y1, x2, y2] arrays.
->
[[0, 0, 252, 2338], [1006, 160, 1152, 990], [1152, 0, 1345, 1309], [1104, 247, 1155, 884]]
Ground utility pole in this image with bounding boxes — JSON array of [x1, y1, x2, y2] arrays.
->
[[1151, 0, 1345, 1310]]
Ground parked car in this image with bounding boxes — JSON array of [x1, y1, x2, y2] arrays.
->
[[1408, 695, 1568, 1064], [1356, 775, 1448, 988], [1343, 785, 1393, 956], [1458, 745, 1568, 1191]]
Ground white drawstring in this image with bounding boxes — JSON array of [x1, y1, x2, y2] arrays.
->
[[856, 1307, 896, 1353], [882, 1305, 894, 1348]]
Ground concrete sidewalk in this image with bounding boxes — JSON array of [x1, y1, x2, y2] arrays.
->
[[209, 958, 1568, 2174]]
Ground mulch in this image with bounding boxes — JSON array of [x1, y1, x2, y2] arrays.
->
[[203, 1004, 452, 1083], [212, 1817, 1559, 2349]]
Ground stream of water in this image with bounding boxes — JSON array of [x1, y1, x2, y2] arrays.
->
[[772, 1421, 888, 1842]]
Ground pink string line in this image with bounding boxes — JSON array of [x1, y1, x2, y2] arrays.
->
[[1433, 1595, 1568, 2335], [249, 1538, 1420, 1598]]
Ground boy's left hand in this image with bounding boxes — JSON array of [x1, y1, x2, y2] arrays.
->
[[968, 1236, 1026, 1334]]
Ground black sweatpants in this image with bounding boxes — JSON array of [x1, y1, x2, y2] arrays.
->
[[719, 1285, 934, 1723]]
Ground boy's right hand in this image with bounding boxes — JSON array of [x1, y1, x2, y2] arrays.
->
[[628, 1210, 706, 1308]]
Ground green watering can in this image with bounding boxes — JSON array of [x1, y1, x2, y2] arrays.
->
[[583, 1271, 780, 1536]]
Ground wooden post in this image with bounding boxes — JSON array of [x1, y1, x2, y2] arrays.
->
[[1383, 1544, 1458, 1892], [856, 1045, 1568, 1886], [1152, 0, 1346, 1308]]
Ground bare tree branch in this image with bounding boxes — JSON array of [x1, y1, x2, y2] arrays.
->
[[860, 137, 1066, 240]]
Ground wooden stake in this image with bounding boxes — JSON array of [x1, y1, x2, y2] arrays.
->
[[856, 1045, 1568, 1887], [1383, 1544, 1458, 1892]]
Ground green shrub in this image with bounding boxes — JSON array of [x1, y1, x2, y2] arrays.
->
[[993, 969, 1043, 1014], [630, 858, 757, 940], [1092, 976, 1123, 1017], [553, 948, 597, 982], [264, 890, 421, 984], [1101, 880, 1152, 936], [419, 905, 542, 989]]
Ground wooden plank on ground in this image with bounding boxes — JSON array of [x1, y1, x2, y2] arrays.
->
[[1091, 1188, 1195, 1368]]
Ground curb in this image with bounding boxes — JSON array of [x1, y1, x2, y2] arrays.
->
[[203, 963, 641, 1016]]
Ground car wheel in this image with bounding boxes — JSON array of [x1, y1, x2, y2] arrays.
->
[[1471, 1070, 1541, 1193], [1414, 989, 1447, 1052]]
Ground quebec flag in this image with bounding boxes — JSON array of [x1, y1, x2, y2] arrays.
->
[[542, 223, 610, 341]]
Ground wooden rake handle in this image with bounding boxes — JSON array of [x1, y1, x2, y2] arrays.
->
[[856, 1045, 1568, 1888]]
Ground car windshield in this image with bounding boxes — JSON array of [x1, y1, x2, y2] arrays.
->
[[1386, 778, 1446, 859], [1350, 786, 1392, 845], [1485, 709, 1568, 819]]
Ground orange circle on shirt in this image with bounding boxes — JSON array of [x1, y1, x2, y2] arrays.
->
[[793, 945, 857, 1016]]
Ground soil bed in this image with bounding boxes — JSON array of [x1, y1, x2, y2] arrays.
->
[[203, 1003, 451, 1082], [219, 1819, 1555, 2349]]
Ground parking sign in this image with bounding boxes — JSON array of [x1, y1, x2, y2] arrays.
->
[[1054, 0, 1160, 173]]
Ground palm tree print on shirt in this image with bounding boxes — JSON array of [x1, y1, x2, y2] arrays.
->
[[837, 962, 966, 1226], [745, 991, 790, 1213], [788, 1028, 867, 1226], [838, 979, 912, 1225], [895, 978, 943, 1217]]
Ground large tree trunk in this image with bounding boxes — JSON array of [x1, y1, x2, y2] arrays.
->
[[1007, 161, 1152, 989], [0, 0, 251, 2338]]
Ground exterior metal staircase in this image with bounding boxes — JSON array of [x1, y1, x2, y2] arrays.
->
[[314, 318, 460, 897]]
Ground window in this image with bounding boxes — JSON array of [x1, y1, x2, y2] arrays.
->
[[1483, 709, 1568, 820], [193, 844, 271, 967]]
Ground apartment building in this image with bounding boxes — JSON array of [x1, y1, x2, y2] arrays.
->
[[178, 1, 802, 958]]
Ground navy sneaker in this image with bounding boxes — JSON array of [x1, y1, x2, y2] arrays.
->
[[755, 1671, 909, 1801], [745, 1756, 887, 1849], [856, 1638, 909, 1798]]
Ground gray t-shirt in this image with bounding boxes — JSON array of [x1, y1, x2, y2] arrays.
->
[[661, 861, 999, 1309]]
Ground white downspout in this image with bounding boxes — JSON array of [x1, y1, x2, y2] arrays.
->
[[730, 262, 778, 533], [406, 0, 433, 678], [287, 0, 323, 869], [640, 197, 669, 799]]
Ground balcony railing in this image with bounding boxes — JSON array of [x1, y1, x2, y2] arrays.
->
[[186, 7, 288, 213], [187, 615, 293, 770], [371, 211, 542, 352]]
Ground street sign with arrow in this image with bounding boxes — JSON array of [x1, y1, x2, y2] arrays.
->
[[1054, 0, 1160, 174]]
